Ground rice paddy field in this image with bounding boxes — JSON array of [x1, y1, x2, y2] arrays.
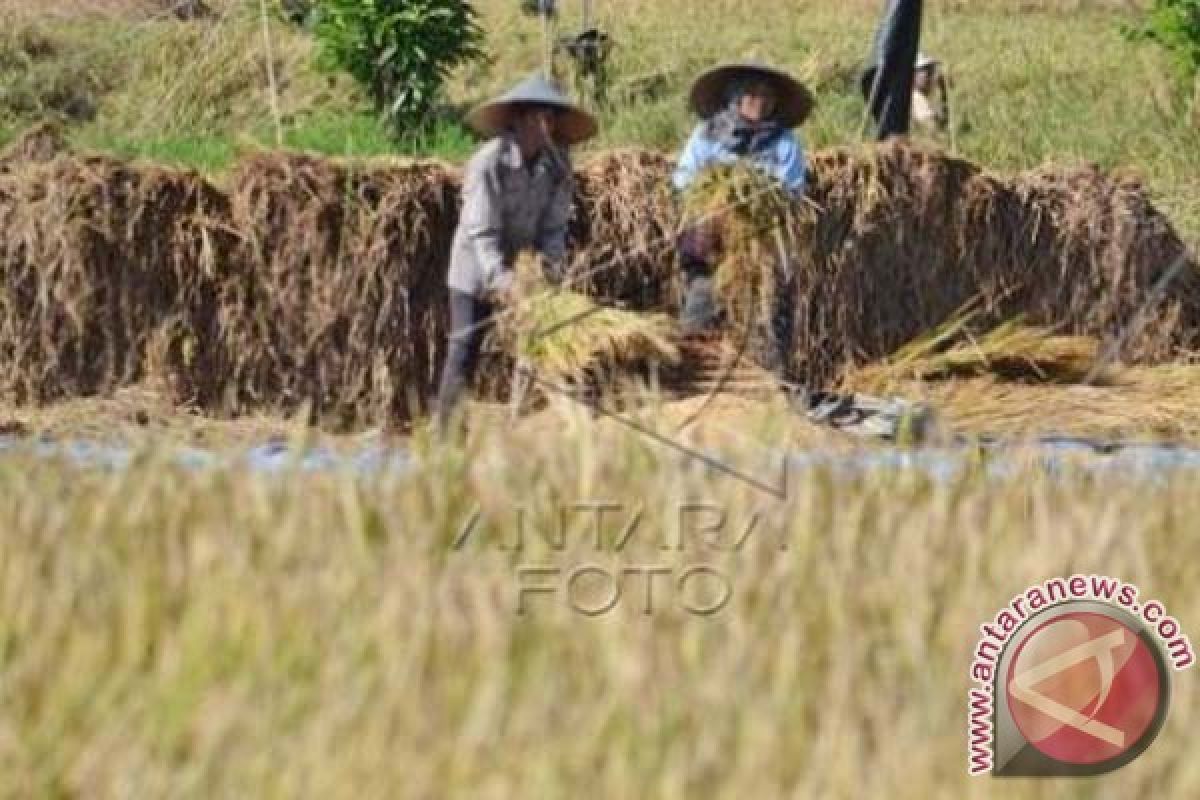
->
[[0, 0, 1199, 797]]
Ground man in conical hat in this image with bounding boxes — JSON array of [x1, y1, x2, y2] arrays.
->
[[673, 61, 814, 384], [435, 73, 598, 435]]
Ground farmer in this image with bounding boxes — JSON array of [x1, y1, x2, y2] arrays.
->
[[435, 74, 598, 435], [672, 61, 814, 382], [911, 52, 948, 133]]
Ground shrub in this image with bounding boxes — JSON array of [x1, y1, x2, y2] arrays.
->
[[313, 0, 485, 134], [1127, 0, 1200, 80]]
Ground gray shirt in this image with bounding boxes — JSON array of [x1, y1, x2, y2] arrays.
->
[[446, 134, 574, 295]]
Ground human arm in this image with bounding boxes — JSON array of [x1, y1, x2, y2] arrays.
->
[[672, 127, 714, 193], [460, 148, 511, 292], [769, 133, 808, 197]]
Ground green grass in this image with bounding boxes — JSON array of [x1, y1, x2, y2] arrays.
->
[[2, 2, 1196, 238], [66, 113, 477, 171], [72, 130, 241, 171], [279, 110, 401, 157]]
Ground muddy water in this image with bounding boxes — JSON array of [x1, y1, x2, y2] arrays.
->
[[5, 433, 1200, 482], [786, 438, 1200, 482], [0, 435, 418, 476]]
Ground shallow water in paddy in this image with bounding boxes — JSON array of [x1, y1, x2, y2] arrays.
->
[[5, 433, 1200, 484]]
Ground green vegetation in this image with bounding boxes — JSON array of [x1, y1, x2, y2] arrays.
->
[[75, 131, 242, 171], [313, 0, 485, 133], [0, 2, 1196, 240], [75, 112, 476, 169], [1129, 0, 1200, 80]]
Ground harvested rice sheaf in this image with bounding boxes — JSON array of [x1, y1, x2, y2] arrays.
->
[[849, 311, 1104, 393], [0, 133, 1195, 428], [568, 149, 678, 310], [682, 163, 793, 310], [0, 154, 235, 404], [183, 154, 461, 428], [679, 162, 818, 377], [502, 252, 680, 387]]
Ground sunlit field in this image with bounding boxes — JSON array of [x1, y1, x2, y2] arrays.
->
[[1, 419, 1199, 798], [1, 1, 1195, 236], [0, 0, 1198, 797]]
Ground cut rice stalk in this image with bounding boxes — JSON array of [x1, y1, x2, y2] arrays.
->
[[504, 252, 680, 385], [850, 312, 1104, 392]]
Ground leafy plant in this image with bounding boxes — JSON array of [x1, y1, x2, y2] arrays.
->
[[1126, 0, 1200, 80], [313, 0, 485, 134]]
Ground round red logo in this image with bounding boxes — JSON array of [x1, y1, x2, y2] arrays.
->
[[1005, 611, 1164, 766]]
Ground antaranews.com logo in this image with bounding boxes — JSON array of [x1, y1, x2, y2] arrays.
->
[[968, 575, 1194, 777]]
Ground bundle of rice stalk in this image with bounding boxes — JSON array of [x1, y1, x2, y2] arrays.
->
[[0, 154, 234, 404], [851, 308, 1103, 392], [504, 252, 681, 386], [569, 149, 678, 310], [680, 163, 809, 331]]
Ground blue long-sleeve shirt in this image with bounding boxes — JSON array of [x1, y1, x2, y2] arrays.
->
[[672, 124, 808, 196]]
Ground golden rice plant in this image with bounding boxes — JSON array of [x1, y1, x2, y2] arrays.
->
[[850, 306, 1103, 392], [680, 163, 811, 331], [4, 417, 1200, 797], [502, 252, 680, 384]]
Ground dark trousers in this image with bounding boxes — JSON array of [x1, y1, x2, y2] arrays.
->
[[678, 227, 721, 334], [435, 289, 495, 432], [762, 273, 797, 379]]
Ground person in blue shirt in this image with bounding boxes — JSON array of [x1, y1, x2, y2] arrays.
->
[[672, 62, 814, 383]]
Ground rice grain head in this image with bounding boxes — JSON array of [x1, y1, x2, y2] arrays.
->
[[504, 252, 680, 385], [681, 162, 814, 340]]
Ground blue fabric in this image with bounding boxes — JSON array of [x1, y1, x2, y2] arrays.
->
[[672, 123, 808, 196]]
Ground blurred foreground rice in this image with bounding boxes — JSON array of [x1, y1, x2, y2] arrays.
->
[[0, 420, 1198, 798]]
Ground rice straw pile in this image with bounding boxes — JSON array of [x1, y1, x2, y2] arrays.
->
[[568, 149, 678, 310], [0, 120, 66, 172], [851, 365, 1200, 442], [176, 153, 460, 428], [0, 154, 235, 404], [502, 251, 680, 386], [840, 312, 1200, 440], [0, 131, 1195, 432]]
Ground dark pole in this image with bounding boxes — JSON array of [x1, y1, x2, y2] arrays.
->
[[862, 0, 924, 140]]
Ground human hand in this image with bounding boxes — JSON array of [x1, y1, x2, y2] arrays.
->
[[487, 268, 516, 305]]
